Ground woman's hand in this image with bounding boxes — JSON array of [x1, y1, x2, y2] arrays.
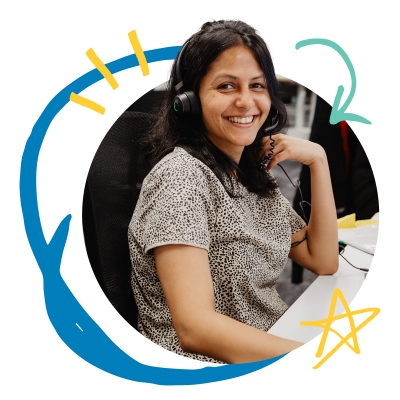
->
[[261, 134, 326, 170]]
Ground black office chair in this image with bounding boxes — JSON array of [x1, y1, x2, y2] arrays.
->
[[82, 111, 156, 328]]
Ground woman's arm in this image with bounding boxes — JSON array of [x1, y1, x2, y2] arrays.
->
[[264, 134, 338, 275], [154, 244, 302, 363]]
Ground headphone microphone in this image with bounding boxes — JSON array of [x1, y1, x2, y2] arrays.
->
[[172, 42, 201, 117]]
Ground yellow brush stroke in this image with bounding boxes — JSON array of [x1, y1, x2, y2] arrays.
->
[[128, 30, 150, 76], [70, 92, 105, 115], [86, 48, 119, 90]]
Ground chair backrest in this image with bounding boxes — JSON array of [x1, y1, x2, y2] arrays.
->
[[82, 111, 156, 328]]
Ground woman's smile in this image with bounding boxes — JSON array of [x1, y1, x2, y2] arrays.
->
[[224, 115, 258, 125], [199, 45, 272, 162]]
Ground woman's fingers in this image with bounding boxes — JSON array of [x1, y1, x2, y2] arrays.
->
[[262, 134, 325, 169]]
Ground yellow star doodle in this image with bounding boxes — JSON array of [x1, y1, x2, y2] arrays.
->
[[300, 288, 380, 369]]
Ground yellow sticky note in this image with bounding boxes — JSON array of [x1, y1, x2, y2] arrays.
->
[[337, 213, 356, 228], [355, 219, 379, 227]]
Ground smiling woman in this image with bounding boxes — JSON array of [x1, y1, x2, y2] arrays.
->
[[128, 20, 338, 364]]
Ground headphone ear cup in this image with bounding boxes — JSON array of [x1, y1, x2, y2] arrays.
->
[[173, 93, 191, 115], [185, 91, 201, 117], [173, 91, 201, 117]]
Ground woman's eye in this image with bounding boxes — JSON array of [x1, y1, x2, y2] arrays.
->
[[218, 83, 234, 90], [252, 83, 266, 89]]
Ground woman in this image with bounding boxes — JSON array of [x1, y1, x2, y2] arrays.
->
[[128, 20, 338, 364]]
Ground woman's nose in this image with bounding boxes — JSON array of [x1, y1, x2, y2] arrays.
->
[[234, 89, 255, 109]]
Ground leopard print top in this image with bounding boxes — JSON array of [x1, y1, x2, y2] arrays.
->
[[128, 147, 305, 363]]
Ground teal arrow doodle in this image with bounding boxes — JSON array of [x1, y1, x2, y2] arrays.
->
[[295, 38, 371, 125]]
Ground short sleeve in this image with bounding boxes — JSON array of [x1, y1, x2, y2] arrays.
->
[[269, 184, 307, 235], [288, 205, 306, 234], [131, 155, 212, 253]]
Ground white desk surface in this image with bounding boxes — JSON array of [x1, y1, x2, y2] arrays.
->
[[269, 246, 372, 343]]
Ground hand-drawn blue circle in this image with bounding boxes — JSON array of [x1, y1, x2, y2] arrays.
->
[[19, 46, 287, 385]]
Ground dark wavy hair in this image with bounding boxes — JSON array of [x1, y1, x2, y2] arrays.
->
[[143, 20, 288, 197]]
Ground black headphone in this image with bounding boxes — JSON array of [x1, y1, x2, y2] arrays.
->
[[172, 42, 201, 117]]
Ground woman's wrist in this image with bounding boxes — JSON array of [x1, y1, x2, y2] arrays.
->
[[307, 146, 328, 168]]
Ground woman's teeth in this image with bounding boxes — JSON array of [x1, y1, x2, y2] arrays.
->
[[227, 116, 254, 124]]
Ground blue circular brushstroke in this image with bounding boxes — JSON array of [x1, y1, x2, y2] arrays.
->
[[19, 46, 286, 385]]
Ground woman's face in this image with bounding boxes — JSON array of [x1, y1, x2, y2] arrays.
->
[[199, 45, 272, 163]]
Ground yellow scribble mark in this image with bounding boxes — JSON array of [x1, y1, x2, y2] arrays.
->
[[86, 48, 119, 89], [128, 30, 150, 76], [70, 92, 105, 115], [301, 288, 380, 369], [70, 30, 148, 114]]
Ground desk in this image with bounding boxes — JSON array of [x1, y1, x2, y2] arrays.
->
[[269, 246, 372, 343]]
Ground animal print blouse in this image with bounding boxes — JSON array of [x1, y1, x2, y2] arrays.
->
[[128, 147, 305, 363]]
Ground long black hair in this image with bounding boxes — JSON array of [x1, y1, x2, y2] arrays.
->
[[143, 20, 288, 197]]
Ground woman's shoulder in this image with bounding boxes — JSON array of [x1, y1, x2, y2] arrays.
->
[[145, 147, 218, 187], [152, 147, 198, 169]]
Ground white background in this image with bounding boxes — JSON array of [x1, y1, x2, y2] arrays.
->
[[1, 1, 398, 398]]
